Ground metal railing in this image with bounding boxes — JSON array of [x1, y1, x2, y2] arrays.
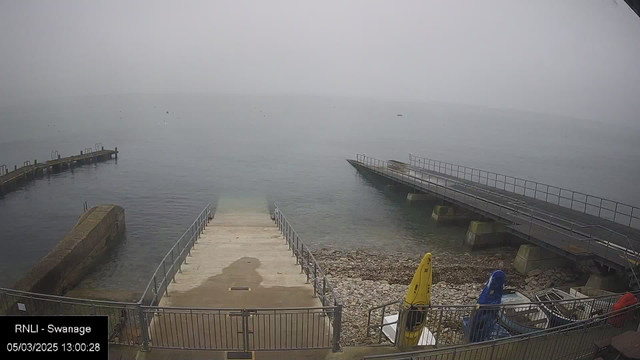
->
[[367, 290, 633, 349], [364, 301, 640, 360], [408, 154, 640, 229], [140, 305, 337, 351], [354, 154, 640, 270], [273, 203, 343, 351], [139, 203, 212, 306], [0, 287, 144, 346]]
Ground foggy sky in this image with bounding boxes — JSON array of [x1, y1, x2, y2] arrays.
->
[[1, 0, 639, 125]]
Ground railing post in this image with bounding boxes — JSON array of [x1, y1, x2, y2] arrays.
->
[[300, 243, 305, 274], [332, 304, 342, 352], [138, 303, 150, 351], [573, 319, 589, 360], [286, 223, 290, 245], [313, 262, 317, 297], [295, 235, 299, 261], [153, 276, 158, 297], [171, 251, 177, 280], [598, 198, 603, 218], [289, 236, 298, 258], [396, 304, 406, 350], [489, 342, 496, 359], [322, 277, 327, 306], [182, 239, 188, 265], [242, 309, 250, 353], [305, 251, 310, 283], [162, 262, 168, 295], [286, 223, 289, 245]]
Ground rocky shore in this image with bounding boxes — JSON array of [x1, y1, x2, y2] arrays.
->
[[313, 248, 588, 346]]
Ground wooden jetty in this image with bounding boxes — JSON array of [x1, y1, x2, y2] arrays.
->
[[0, 146, 118, 196]]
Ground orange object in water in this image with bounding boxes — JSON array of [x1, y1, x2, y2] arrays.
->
[[608, 293, 638, 328]]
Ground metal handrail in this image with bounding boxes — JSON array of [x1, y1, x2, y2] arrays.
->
[[355, 154, 640, 268], [272, 203, 342, 351], [366, 288, 638, 341], [273, 204, 342, 307], [138, 203, 212, 306], [408, 153, 639, 229], [405, 158, 640, 256], [141, 304, 338, 311], [364, 301, 640, 359], [406, 154, 640, 286]]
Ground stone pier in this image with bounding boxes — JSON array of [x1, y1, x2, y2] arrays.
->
[[431, 205, 474, 223], [464, 221, 506, 249], [406, 193, 432, 202], [585, 274, 627, 293], [513, 244, 571, 275]]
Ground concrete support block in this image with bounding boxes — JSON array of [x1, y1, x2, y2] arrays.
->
[[431, 205, 472, 223], [585, 274, 627, 293], [406, 193, 432, 202], [513, 244, 570, 275], [464, 221, 506, 249]]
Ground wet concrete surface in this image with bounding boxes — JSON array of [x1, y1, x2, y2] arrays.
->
[[148, 204, 328, 350]]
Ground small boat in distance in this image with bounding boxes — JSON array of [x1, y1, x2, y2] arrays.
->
[[397, 114, 403, 116], [499, 289, 549, 334]]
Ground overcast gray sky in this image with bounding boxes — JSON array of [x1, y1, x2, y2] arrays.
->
[[1, 0, 639, 125]]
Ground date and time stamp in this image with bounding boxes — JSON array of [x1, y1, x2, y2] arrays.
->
[[1, 316, 107, 359]]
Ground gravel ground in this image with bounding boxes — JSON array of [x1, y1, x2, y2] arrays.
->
[[313, 248, 589, 346]]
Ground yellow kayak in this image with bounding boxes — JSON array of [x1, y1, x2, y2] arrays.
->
[[399, 252, 432, 347]]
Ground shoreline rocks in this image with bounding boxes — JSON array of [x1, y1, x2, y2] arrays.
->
[[313, 248, 587, 346]]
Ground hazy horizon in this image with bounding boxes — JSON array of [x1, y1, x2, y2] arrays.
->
[[1, 0, 639, 127]]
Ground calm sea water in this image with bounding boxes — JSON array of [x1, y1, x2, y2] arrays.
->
[[1, 95, 639, 291]]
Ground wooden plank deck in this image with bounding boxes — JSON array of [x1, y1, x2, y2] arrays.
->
[[0, 149, 118, 196]]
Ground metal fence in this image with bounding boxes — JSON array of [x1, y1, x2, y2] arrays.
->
[[273, 203, 343, 351], [140, 305, 337, 351], [354, 154, 640, 271], [0, 287, 144, 346], [139, 204, 212, 307], [408, 154, 640, 229], [364, 302, 640, 360], [367, 290, 634, 350]]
